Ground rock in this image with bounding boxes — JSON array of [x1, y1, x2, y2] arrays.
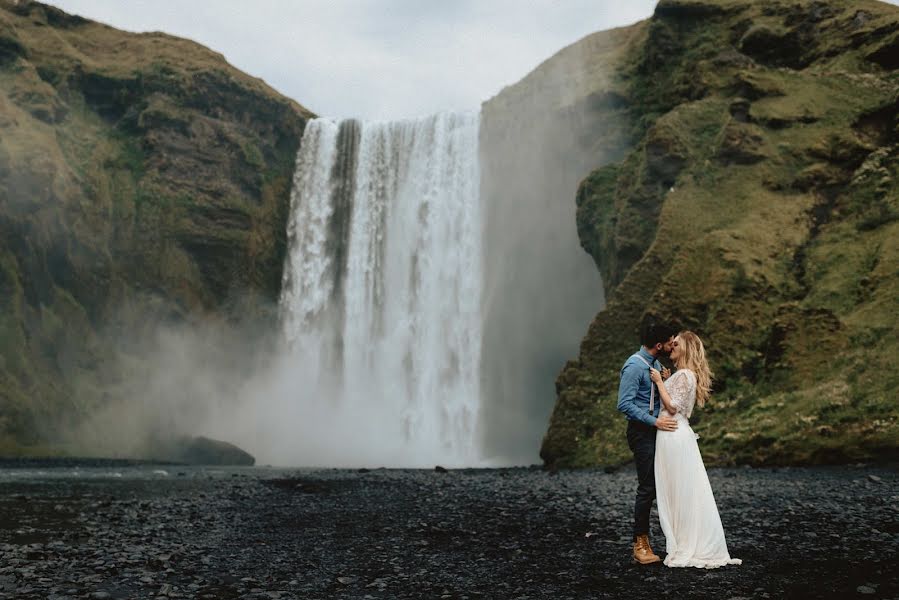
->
[[154, 436, 255, 466], [868, 475, 882, 483], [337, 576, 357, 585], [733, 70, 785, 100], [739, 25, 797, 66], [0, 23, 27, 66], [791, 163, 849, 192], [857, 585, 876, 594], [644, 123, 688, 186], [434, 465, 448, 473], [866, 33, 899, 70], [716, 122, 767, 165], [711, 49, 755, 69], [728, 99, 751, 123]]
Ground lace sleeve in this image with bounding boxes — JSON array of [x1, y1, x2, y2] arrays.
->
[[665, 370, 696, 417]]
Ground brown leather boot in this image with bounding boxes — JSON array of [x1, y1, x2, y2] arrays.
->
[[633, 534, 661, 564]]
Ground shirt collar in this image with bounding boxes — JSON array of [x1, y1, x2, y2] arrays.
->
[[638, 347, 658, 365]]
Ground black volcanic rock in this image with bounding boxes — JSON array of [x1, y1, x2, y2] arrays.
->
[[163, 436, 255, 466], [0, 464, 895, 598]]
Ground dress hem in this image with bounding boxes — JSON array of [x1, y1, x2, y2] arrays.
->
[[663, 556, 742, 569]]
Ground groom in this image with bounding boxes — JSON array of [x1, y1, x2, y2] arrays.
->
[[617, 323, 678, 564]]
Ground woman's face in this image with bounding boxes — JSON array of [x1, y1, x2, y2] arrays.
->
[[670, 335, 683, 363]]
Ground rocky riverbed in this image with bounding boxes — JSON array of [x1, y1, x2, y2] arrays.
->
[[0, 461, 895, 599]]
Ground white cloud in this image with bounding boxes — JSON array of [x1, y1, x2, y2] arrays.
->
[[46, 0, 657, 118], [45, 0, 899, 119]]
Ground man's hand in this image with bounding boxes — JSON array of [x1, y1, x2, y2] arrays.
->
[[655, 414, 678, 431]]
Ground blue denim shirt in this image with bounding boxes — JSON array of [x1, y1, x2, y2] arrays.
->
[[617, 347, 661, 427]]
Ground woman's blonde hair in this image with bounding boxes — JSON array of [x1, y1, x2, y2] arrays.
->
[[676, 331, 713, 408]]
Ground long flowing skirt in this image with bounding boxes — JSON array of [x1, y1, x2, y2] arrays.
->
[[655, 415, 741, 568]]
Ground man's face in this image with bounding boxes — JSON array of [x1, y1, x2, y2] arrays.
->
[[658, 336, 675, 357]]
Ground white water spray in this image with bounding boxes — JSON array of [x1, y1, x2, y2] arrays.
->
[[279, 112, 483, 467]]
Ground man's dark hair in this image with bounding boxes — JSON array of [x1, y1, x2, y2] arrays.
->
[[640, 323, 676, 348]]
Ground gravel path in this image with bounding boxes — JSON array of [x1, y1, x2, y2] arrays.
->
[[0, 461, 896, 599]]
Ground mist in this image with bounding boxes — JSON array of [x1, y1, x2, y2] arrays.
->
[[68, 317, 451, 468], [64, 27, 635, 469], [70, 114, 488, 469], [476, 26, 636, 463]]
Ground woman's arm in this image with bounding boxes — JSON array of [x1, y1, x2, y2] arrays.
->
[[649, 368, 678, 415]]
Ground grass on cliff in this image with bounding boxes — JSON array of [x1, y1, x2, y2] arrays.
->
[[0, 1, 311, 453], [544, 0, 899, 468]]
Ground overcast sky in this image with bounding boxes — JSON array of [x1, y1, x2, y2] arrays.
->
[[48, 0, 662, 119], [48, 1, 899, 120]]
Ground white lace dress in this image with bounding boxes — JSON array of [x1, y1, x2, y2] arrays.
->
[[654, 369, 741, 568]]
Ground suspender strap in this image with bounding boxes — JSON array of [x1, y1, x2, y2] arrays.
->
[[634, 355, 655, 414]]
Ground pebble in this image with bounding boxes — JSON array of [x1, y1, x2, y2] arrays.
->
[[857, 585, 876, 594], [0, 462, 895, 599]]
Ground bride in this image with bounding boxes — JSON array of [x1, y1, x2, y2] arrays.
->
[[649, 331, 741, 569]]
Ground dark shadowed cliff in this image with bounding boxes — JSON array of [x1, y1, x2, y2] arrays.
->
[[541, 0, 899, 467], [0, 0, 312, 453]]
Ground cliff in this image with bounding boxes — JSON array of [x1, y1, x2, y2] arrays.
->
[[542, 0, 899, 467], [0, 1, 312, 453], [478, 24, 640, 461]]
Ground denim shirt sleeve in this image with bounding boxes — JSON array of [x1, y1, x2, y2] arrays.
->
[[617, 361, 657, 427]]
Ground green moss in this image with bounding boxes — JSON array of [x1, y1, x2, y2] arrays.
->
[[543, 0, 899, 469], [105, 132, 146, 179], [576, 164, 619, 287], [0, 0, 312, 452], [241, 141, 264, 168]]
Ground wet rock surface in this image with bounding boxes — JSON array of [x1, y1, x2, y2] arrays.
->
[[0, 461, 896, 599]]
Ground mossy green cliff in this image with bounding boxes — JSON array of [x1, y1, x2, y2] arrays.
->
[[542, 0, 899, 468], [0, 1, 312, 453]]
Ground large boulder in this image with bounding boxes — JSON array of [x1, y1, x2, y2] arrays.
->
[[156, 436, 255, 466]]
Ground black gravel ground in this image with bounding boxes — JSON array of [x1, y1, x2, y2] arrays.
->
[[0, 461, 896, 599]]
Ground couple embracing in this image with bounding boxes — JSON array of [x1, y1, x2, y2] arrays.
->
[[618, 323, 741, 569]]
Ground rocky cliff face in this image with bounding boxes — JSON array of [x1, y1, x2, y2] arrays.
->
[[541, 0, 899, 467], [0, 1, 312, 452]]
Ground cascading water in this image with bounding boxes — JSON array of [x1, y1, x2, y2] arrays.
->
[[279, 112, 483, 467]]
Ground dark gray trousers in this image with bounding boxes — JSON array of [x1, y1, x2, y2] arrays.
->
[[626, 420, 657, 538]]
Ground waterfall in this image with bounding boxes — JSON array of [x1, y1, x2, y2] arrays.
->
[[279, 112, 483, 467]]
